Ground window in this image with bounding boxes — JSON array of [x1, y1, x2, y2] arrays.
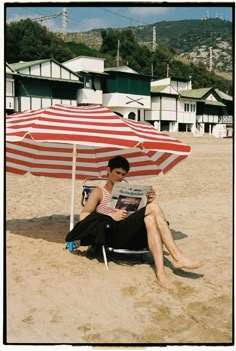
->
[[128, 112, 136, 120], [138, 110, 141, 121], [84, 76, 92, 89], [184, 103, 189, 112], [52, 82, 77, 99], [93, 77, 101, 90], [104, 74, 150, 95]]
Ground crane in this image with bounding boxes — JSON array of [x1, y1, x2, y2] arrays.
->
[[31, 12, 62, 23], [31, 7, 67, 39]]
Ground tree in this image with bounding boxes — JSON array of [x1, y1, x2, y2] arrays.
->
[[6, 19, 73, 63], [100, 29, 118, 57], [66, 42, 98, 57]]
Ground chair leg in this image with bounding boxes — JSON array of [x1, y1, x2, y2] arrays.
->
[[102, 245, 109, 271]]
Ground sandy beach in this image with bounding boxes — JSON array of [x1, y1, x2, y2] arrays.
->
[[5, 133, 233, 345]]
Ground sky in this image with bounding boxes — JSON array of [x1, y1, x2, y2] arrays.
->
[[5, 1, 234, 33]]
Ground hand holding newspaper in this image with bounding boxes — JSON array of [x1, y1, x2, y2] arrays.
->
[[108, 183, 152, 215]]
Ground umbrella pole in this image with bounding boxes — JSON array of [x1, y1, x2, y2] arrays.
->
[[70, 144, 77, 230]]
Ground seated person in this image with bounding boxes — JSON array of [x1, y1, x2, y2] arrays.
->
[[66, 156, 205, 289]]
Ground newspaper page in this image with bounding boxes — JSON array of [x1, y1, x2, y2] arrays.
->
[[108, 183, 151, 215]]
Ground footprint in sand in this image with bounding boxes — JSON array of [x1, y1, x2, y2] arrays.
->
[[22, 315, 34, 324], [121, 286, 138, 296]]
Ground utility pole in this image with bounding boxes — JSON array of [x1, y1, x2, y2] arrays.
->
[[116, 39, 120, 67], [62, 7, 67, 40], [166, 63, 169, 77], [152, 26, 157, 51], [209, 47, 213, 71]]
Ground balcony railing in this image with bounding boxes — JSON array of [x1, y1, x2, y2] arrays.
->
[[77, 88, 103, 105], [197, 114, 233, 124]]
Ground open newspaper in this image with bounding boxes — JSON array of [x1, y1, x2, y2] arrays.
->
[[108, 183, 151, 215]]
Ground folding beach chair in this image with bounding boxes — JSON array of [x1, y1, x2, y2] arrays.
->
[[66, 177, 150, 270]]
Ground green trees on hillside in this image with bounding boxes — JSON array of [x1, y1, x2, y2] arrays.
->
[[6, 19, 73, 63], [66, 42, 98, 58], [134, 18, 232, 54], [100, 28, 173, 77], [5, 19, 232, 95]]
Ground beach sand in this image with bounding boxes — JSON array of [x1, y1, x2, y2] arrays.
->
[[5, 133, 233, 345]]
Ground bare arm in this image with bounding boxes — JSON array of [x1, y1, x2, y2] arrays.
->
[[79, 188, 101, 221]]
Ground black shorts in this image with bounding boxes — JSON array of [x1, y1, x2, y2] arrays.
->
[[107, 207, 148, 249], [65, 207, 148, 249]]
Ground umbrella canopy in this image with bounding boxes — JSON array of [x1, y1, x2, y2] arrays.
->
[[6, 104, 191, 229], [6, 104, 191, 179]]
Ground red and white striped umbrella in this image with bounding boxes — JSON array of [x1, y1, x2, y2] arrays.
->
[[6, 104, 190, 178], [6, 104, 191, 228]]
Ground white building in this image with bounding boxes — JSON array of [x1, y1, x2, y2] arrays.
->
[[62, 56, 105, 105], [8, 59, 82, 112], [6, 63, 17, 114], [63, 57, 151, 120], [103, 66, 151, 120], [145, 77, 231, 134], [6, 56, 233, 136]]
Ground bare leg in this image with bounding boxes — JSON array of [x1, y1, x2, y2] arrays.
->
[[144, 215, 175, 289], [145, 203, 205, 269]]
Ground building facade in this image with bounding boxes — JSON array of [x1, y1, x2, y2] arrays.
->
[[62, 56, 106, 105], [6, 63, 17, 115], [145, 77, 232, 135], [179, 87, 230, 134], [103, 66, 151, 120], [8, 59, 83, 112], [5, 56, 233, 136], [63, 57, 151, 120]]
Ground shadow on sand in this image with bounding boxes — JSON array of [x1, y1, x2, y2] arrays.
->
[[6, 214, 80, 244], [6, 216, 188, 244], [6, 215, 204, 279]]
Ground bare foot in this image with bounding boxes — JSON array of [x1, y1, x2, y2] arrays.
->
[[157, 275, 175, 289], [172, 257, 206, 270]]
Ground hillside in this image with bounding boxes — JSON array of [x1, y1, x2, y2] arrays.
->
[[67, 18, 233, 74], [6, 18, 233, 95]]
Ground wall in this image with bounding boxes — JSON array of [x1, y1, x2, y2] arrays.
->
[[6, 78, 15, 110], [103, 92, 151, 110], [17, 96, 77, 111], [18, 61, 79, 81], [77, 88, 103, 105], [63, 57, 105, 73], [104, 74, 150, 96]]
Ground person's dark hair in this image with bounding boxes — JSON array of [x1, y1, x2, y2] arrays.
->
[[108, 156, 130, 173]]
